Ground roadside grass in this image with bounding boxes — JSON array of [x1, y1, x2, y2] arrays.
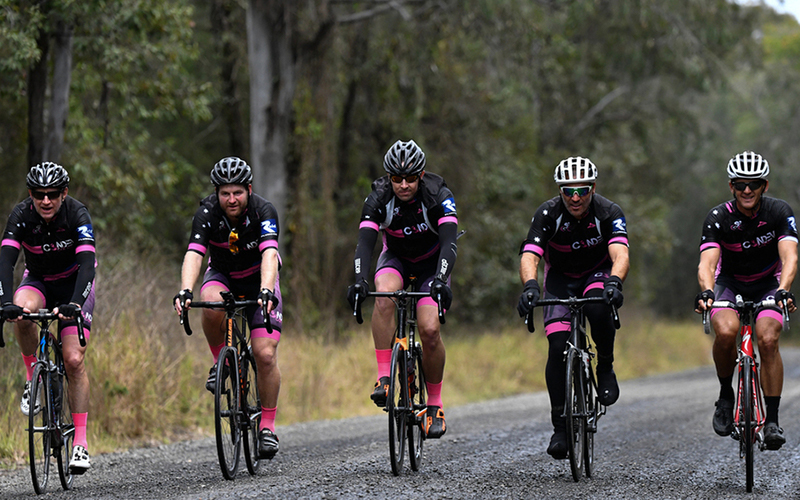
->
[[0, 257, 715, 468]]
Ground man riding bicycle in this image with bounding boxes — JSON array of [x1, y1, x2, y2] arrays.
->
[[174, 157, 283, 459], [347, 140, 458, 439], [694, 151, 797, 450], [0, 162, 96, 474], [517, 156, 629, 460]]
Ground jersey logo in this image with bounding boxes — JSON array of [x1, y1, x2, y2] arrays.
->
[[612, 217, 626, 233], [441, 197, 457, 214], [789, 216, 797, 234], [77, 224, 94, 240], [261, 219, 278, 235], [731, 220, 743, 231]]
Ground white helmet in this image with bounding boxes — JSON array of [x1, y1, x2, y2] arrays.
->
[[553, 156, 597, 185], [727, 151, 769, 179]]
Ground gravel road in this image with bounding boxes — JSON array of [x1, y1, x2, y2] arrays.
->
[[4, 349, 800, 499]]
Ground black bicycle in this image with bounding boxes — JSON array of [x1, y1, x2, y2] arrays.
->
[[1, 308, 86, 495], [702, 294, 789, 492], [180, 290, 273, 479], [525, 295, 619, 481], [353, 280, 444, 475]]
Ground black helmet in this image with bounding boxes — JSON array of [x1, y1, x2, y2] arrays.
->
[[210, 156, 253, 187], [26, 162, 70, 190], [383, 140, 426, 176]]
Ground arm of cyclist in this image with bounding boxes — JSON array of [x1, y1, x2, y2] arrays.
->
[[777, 238, 798, 313], [347, 225, 379, 309], [0, 245, 25, 321], [430, 221, 458, 310], [175, 250, 204, 314], [603, 243, 629, 308], [517, 252, 541, 317], [54, 250, 95, 321], [695, 246, 720, 313], [258, 247, 280, 313]]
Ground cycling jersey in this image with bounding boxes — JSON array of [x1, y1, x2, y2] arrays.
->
[[519, 194, 628, 278], [353, 173, 458, 283], [0, 196, 96, 306], [700, 197, 798, 284], [186, 193, 280, 278]]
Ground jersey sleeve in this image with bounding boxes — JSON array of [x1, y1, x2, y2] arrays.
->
[[257, 201, 280, 253], [776, 200, 799, 243], [432, 187, 458, 280], [0, 206, 24, 304], [353, 191, 384, 283], [519, 202, 553, 257], [187, 203, 212, 256], [74, 206, 96, 254], [700, 206, 723, 253], [605, 203, 628, 247]]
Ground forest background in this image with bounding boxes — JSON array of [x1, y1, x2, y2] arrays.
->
[[2, 0, 800, 461]]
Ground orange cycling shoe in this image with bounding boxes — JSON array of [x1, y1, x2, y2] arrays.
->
[[371, 376, 390, 407]]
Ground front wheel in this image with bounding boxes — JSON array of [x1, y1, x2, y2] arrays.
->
[[388, 342, 408, 476], [740, 357, 754, 493], [241, 349, 261, 476], [408, 345, 426, 471], [55, 372, 74, 490], [584, 368, 596, 479], [214, 347, 241, 480], [565, 349, 585, 482], [29, 364, 52, 494]]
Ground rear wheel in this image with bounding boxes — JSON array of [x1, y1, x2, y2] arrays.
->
[[408, 345, 426, 471], [55, 372, 74, 490], [388, 342, 407, 476], [241, 350, 261, 475], [740, 357, 754, 493], [214, 347, 241, 479], [29, 364, 51, 494], [565, 349, 585, 482]]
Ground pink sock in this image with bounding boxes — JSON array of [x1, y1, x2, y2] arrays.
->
[[260, 406, 277, 432], [376, 349, 392, 380], [73, 413, 88, 449], [209, 342, 224, 363], [23, 354, 38, 381], [426, 381, 443, 408]]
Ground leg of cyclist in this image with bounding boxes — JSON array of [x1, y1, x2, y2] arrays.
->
[[710, 306, 739, 437], [583, 279, 619, 406], [200, 280, 229, 393], [370, 266, 403, 407], [418, 300, 447, 438], [251, 282, 283, 459], [755, 309, 785, 449], [544, 329, 570, 459], [11, 287, 43, 416]]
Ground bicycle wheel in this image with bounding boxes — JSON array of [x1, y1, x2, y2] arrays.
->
[[241, 349, 261, 475], [564, 349, 585, 481], [408, 344, 426, 471], [55, 371, 74, 490], [584, 367, 596, 479], [387, 342, 407, 476], [28, 363, 51, 494], [214, 346, 241, 479], [740, 357, 754, 493]]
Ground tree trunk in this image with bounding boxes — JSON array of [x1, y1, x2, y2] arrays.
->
[[211, 0, 246, 157], [44, 22, 73, 163], [27, 28, 49, 167]]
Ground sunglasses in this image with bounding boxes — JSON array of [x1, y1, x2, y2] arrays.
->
[[390, 174, 420, 184], [732, 180, 765, 192], [229, 229, 239, 254], [31, 190, 62, 201], [560, 185, 593, 198]]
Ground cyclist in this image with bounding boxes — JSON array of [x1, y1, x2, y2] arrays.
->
[[173, 157, 283, 459], [694, 151, 797, 450], [347, 140, 458, 439], [0, 162, 96, 474], [517, 156, 629, 460]]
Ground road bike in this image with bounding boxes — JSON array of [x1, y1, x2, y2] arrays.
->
[[524, 295, 619, 481], [0, 308, 86, 495], [702, 294, 790, 493], [180, 290, 273, 479], [353, 279, 445, 476]]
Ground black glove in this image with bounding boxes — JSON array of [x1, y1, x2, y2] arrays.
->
[[430, 277, 453, 310], [695, 289, 715, 310], [517, 279, 540, 317], [347, 279, 369, 309], [2, 303, 23, 321], [174, 289, 193, 310], [58, 303, 81, 319], [603, 276, 624, 308], [259, 288, 278, 308], [776, 289, 795, 307]]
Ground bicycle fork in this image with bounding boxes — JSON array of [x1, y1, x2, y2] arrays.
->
[[733, 325, 766, 447]]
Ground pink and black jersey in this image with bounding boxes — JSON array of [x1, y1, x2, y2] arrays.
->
[[0, 196, 96, 306], [700, 197, 798, 284], [519, 194, 628, 278], [186, 193, 280, 279]]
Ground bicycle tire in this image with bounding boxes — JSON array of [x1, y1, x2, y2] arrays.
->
[[241, 349, 261, 475], [741, 357, 754, 493], [408, 345, 426, 471], [29, 364, 51, 494], [584, 367, 596, 479], [388, 342, 407, 476], [565, 349, 585, 481], [55, 371, 74, 490], [215, 346, 241, 479]]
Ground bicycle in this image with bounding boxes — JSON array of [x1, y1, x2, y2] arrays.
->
[[353, 279, 445, 476], [702, 294, 790, 493], [0, 308, 86, 495], [524, 295, 620, 482], [180, 290, 274, 480]]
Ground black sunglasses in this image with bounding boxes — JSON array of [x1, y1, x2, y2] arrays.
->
[[390, 174, 420, 184], [31, 190, 63, 201], [732, 180, 766, 192]]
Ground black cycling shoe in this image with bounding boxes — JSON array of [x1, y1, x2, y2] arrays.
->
[[205, 365, 216, 393], [547, 431, 568, 460], [713, 398, 734, 436], [258, 429, 280, 459], [370, 376, 390, 407], [596, 368, 620, 406], [763, 422, 786, 450], [422, 405, 447, 439]]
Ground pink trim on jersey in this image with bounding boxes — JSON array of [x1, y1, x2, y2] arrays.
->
[[584, 282, 605, 292], [251, 326, 280, 342], [75, 244, 95, 254], [360, 221, 380, 231], [438, 216, 458, 226], [726, 201, 735, 213], [21, 242, 44, 254], [549, 241, 572, 252], [522, 243, 544, 256], [608, 236, 628, 246], [757, 309, 784, 324], [385, 228, 405, 238], [734, 262, 780, 282], [210, 240, 228, 249], [44, 265, 78, 281], [545, 321, 571, 336], [259, 240, 278, 252], [721, 241, 743, 252], [2, 238, 21, 249], [405, 245, 439, 263], [188, 242, 207, 254], [375, 267, 402, 281], [230, 263, 260, 279], [700, 242, 720, 252]]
